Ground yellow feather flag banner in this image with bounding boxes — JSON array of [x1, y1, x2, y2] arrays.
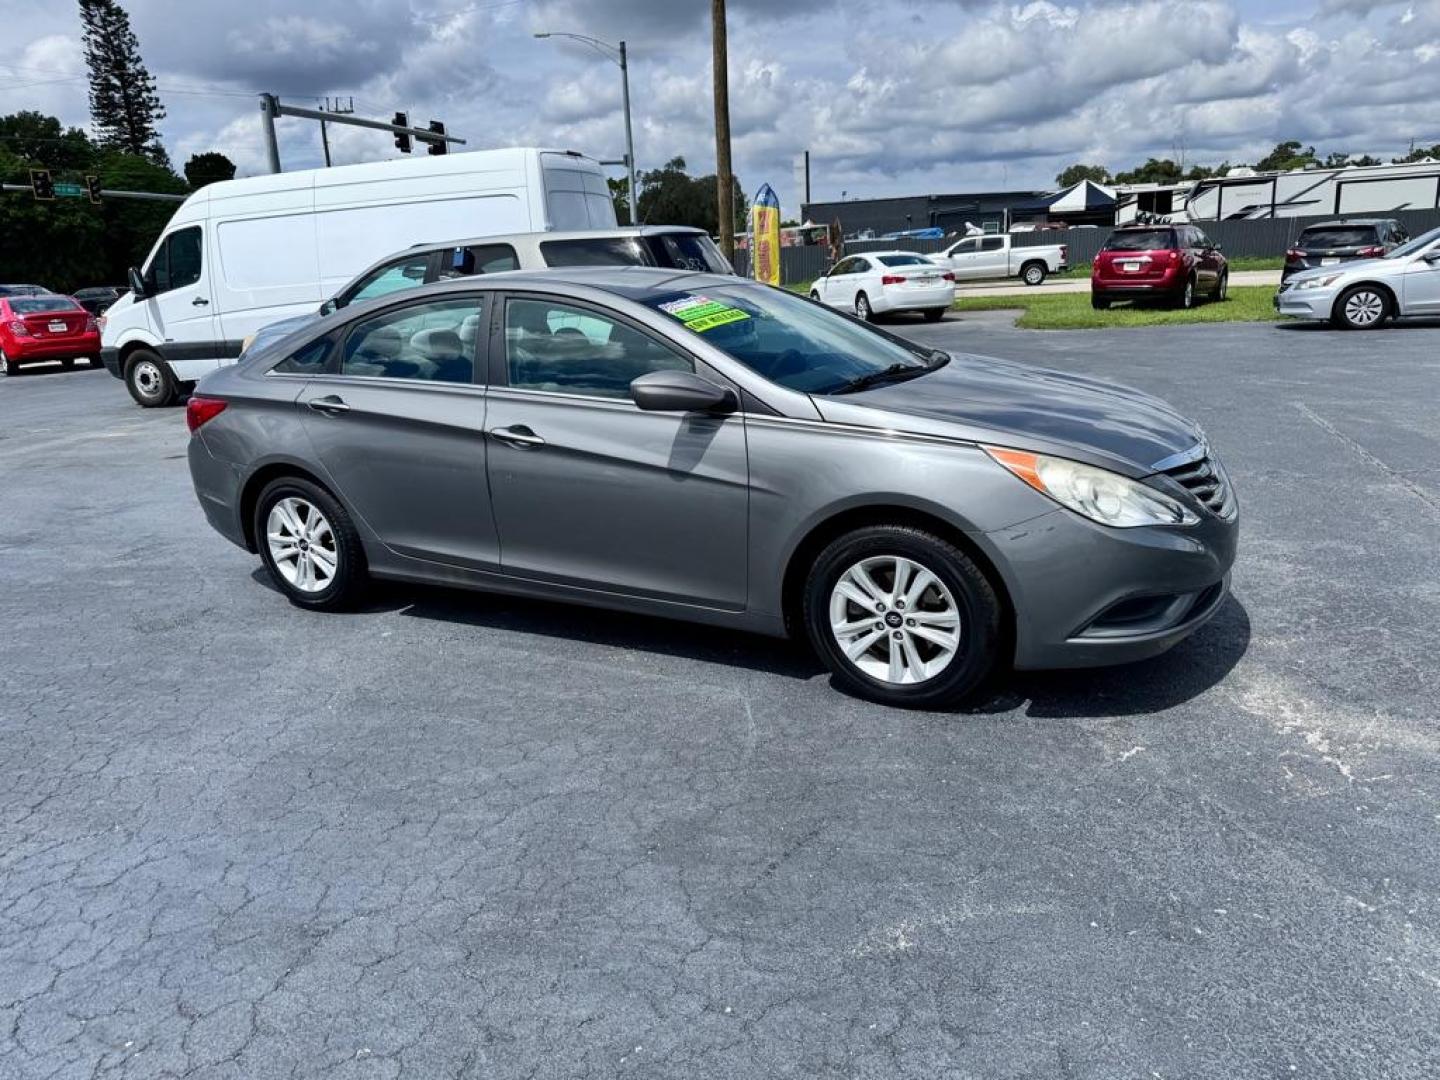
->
[[751, 183, 781, 286]]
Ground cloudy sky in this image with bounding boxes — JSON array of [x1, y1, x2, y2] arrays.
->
[[3, 0, 1438, 211]]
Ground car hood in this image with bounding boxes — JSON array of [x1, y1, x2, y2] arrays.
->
[[812, 353, 1203, 476], [1285, 257, 1388, 285]]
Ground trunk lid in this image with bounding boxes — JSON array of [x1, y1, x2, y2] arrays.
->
[[20, 305, 89, 338]]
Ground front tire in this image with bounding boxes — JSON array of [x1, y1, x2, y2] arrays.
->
[[855, 292, 875, 322], [802, 526, 1002, 709], [1332, 285, 1388, 330], [254, 477, 366, 611], [1021, 261, 1047, 286], [1214, 271, 1229, 301], [125, 349, 176, 407]]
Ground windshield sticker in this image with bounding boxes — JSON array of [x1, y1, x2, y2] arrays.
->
[[658, 294, 751, 333]]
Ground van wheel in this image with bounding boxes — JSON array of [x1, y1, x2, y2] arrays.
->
[[803, 525, 1002, 709], [1021, 262, 1047, 286], [254, 477, 367, 611], [125, 349, 176, 407], [1332, 285, 1388, 330]]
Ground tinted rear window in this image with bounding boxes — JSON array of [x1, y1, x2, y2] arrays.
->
[[1104, 229, 1175, 252], [1296, 226, 1379, 248], [649, 233, 733, 274], [10, 297, 80, 314], [877, 255, 932, 267], [540, 237, 654, 268]]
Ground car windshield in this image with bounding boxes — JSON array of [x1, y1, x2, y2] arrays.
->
[[877, 255, 932, 267], [10, 297, 79, 314], [642, 284, 940, 395], [1297, 226, 1378, 248], [1104, 229, 1174, 251], [1384, 225, 1440, 260]]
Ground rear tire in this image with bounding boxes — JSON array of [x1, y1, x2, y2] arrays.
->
[[1021, 261, 1047, 286], [855, 292, 875, 322], [61, 357, 75, 370], [809, 289, 821, 302], [1175, 276, 1196, 310], [922, 308, 946, 322], [90, 354, 105, 369], [125, 349, 177, 407], [1091, 295, 1110, 310], [254, 477, 367, 612], [802, 525, 1002, 709], [1332, 285, 1389, 330], [0, 350, 17, 377]]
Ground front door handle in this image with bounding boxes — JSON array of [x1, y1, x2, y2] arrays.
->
[[307, 395, 349, 415], [191, 297, 210, 306], [488, 424, 545, 449]]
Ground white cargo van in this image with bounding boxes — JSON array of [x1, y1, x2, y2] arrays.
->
[[100, 147, 616, 406]]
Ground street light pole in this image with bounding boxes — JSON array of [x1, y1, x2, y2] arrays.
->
[[535, 31, 638, 225]]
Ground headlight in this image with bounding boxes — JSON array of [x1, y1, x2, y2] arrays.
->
[[240, 333, 256, 355], [1294, 273, 1344, 290], [985, 447, 1199, 528]]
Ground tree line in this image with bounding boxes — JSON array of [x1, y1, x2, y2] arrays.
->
[[1056, 139, 1440, 189]]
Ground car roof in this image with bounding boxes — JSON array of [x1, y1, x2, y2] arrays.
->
[[405, 264, 747, 302], [857, 250, 934, 257], [406, 225, 706, 253], [1298, 219, 1393, 229]]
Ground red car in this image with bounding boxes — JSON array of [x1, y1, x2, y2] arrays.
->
[[1091, 224, 1229, 310], [0, 294, 102, 376]]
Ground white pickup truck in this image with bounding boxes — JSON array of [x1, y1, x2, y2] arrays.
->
[[926, 234, 1068, 285]]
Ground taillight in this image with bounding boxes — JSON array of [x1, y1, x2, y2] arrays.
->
[[1168, 250, 1182, 265], [941, 272, 954, 282], [186, 395, 227, 433], [1357, 245, 1384, 257], [97, 315, 107, 334], [6, 320, 28, 336], [85, 316, 99, 333], [1286, 248, 1305, 261], [1061, 245, 1068, 262], [880, 274, 905, 285]]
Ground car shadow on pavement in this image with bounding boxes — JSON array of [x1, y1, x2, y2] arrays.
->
[[965, 594, 1251, 719], [1275, 318, 1440, 332]]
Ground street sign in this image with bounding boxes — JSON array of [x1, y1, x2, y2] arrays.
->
[[53, 182, 85, 197]]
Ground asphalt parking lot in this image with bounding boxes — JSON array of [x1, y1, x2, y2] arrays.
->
[[4, 314, 1440, 1080]]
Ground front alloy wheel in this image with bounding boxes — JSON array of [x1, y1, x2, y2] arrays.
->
[[1335, 286, 1387, 330], [803, 525, 1002, 708]]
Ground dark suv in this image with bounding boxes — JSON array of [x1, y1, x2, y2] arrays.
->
[[1283, 219, 1409, 282], [1091, 224, 1228, 310]]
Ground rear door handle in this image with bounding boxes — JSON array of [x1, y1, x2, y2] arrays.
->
[[488, 425, 545, 449], [191, 297, 210, 307], [307, 395, 349, 415]]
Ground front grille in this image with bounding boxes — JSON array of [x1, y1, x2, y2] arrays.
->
[[1162, 454, 1234, 517]]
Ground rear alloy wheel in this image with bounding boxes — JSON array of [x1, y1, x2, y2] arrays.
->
[[922, 308, 946, 322], [1214, 271, 1229, 301], [1177, 276, 1196, 310], [0, 349, 17, 377], [125, 349, 176, 407], [803, 526, 1002, 708], [855, 292, 874, 322], [1333, 285, 1388, 330], [809, 289, 822, 302], [255, 477, 366, 611], [1021, 262, 1047, 286]]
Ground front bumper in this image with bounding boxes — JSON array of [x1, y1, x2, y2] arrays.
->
[[1274, 284, 1339, 319], [986, 502, 1239, 670], [100, 346, 124, 379]]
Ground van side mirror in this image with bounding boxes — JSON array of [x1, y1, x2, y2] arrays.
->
[[127, 266, 147, 299], [630, 370, 736, 414]]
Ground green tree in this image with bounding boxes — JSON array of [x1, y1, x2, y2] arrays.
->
[[607, 175, 631, 225], [0, 111, 96, 171], [1392, 143, 1440, 164], [1054, 163, 1111, 187], [184, 151, 235, 190], [96, 150, 189, 280], [1253, 140, 1317, 172], [0, 146, 107, 291], [1113, 158, 1184, 185], [635, 156, 745, 233], [80, 0, 168, 165]]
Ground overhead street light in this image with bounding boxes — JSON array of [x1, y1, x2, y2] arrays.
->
[[534, 31, 637, 225]]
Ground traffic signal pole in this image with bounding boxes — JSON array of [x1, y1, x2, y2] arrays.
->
[[258, 95, 465, 173], [1, 182, 186, 203]]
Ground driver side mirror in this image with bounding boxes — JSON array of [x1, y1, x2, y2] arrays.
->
[[127, 266, 148, 300], [630, 370, 737, 414], [1423, 251, 1440, 265], [318, 297, 338, 316]]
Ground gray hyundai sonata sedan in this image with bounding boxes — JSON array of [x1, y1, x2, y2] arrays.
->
[[186, 267, 1237, 708]]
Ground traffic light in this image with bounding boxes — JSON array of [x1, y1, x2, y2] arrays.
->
[[426, 120, 447, 156], [30, 169, 54, 201], [85, 175, 103, 204], [393, 112, 411, 153]]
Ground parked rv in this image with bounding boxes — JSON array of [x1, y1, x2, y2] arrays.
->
[[100, 148, 617, 407]]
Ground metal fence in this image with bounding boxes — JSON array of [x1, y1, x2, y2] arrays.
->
[[731, 207, 1440, 283]]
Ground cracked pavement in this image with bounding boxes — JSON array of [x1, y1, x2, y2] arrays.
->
[[3, 315, 1439, 1078]]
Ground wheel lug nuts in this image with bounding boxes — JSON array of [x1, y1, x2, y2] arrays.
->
[[875, 603, 885, 612], [906, 618, 915, 626], [896, 599, 905, 609], [874, 622, 884, 631], [892, 630, 903, 639]]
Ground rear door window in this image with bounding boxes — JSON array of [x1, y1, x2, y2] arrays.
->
[[339, 296, 484, 384], [539, 237, 653, 268], [980, 236, 1005, 251]]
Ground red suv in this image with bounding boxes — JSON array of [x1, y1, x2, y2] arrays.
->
[[0, 294, 102, 376], [1092, 224, 1229, 310]]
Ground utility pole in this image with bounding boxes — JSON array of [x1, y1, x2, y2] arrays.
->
[[260, 94, 281, 174], [712, 0, 734, 260], [619, 41, 637, 225]]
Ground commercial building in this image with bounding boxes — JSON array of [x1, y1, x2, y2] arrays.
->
[[801, 190, 1046, 239]]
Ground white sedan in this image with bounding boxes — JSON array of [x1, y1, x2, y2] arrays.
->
[[810, 251, 956, 322]]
